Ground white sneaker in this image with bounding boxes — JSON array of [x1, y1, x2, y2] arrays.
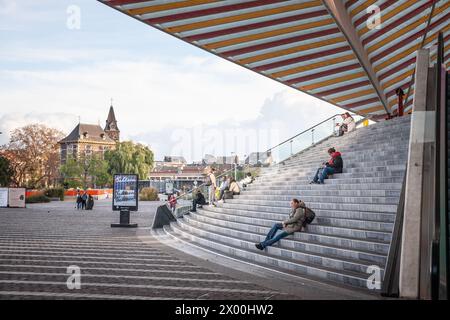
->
[[218, 200, 224, 203]]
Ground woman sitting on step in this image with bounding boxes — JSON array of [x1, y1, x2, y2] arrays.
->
[[219, 177, 241, 203], [255, 199, 306, 250], [336, 112, 356, 136]]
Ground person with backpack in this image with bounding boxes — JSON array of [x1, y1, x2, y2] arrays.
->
[[310, 147, 343, 184], [255, 199, 315, 250]]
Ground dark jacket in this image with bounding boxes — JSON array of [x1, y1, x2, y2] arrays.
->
[[283, 207, 306, 234], [327, 151, 343, 173], [195, 192, 206, 205]]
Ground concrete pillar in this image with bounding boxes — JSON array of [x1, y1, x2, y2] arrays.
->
[[399, 49, 431, 298]]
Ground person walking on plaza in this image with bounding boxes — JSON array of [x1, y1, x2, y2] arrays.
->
[[76, 190, 82, 210], [86, 194, 94, 210], [255, 199, 310, 250], [310, 148, 343, 184], [81, 191, 88, 210], [206, 167, 217, 206]]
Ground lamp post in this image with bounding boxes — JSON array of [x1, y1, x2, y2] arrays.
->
[[231, 152, 237, 180]]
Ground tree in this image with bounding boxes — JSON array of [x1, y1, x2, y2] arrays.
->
[[0, 155, 12, 187], [1, 124, 65, 188], [60, 154, 111, 189], [105, 141, 154, 180]]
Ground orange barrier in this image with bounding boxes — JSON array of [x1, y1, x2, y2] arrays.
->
[[26, 189, 113, 198], [65, 189, 113, 196], [26, 190, 43, 198]]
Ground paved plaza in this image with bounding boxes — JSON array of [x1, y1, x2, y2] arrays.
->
[[0, 200, 297, 300]]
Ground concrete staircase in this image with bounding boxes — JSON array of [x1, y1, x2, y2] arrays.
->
[[158, 115, 412, 291]]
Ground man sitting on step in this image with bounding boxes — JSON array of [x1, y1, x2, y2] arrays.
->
[[255, 198, 306, 250], [310, 147, 343, 184], [190, 189, 206, 213]]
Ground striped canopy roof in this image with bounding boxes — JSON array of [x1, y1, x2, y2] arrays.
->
[[99, 0, 450, 117]]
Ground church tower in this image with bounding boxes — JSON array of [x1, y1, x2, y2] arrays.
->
[[104, 104, 120, 142]]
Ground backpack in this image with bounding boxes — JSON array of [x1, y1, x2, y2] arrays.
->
[[299, 205, 315, 226]]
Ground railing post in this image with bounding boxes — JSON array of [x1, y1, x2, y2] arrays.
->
[[311, 128, 315, 145], [289, 140, 293, 156]]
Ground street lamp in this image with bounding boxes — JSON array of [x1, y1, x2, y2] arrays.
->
[[231, 152, 237, 180]]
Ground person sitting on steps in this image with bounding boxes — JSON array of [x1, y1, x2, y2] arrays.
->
[[217, 175, 230, 202], [219, 177, 241, 203], [239, 172, 254, 189], [255, 198, 307, 250], [190, 189, 206, 213], [310, 147, 343, 184], [336, 112, 356, 136]]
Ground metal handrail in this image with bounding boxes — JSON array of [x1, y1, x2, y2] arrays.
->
[[171, 163, 250, 202], [165, 112, 366, 207], [264, 113, 362, 153]]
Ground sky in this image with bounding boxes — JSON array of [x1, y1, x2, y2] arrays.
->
[[0, 0, 347, 162]]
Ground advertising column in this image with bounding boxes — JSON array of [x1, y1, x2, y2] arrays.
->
[[111, 174, 138, 228]]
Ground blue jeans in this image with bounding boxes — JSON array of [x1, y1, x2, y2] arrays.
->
[[313, 167, 335, 183], [260, 223, 289, 249]]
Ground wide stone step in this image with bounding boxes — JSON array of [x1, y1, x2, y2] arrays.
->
[[259, 166, 407, 183], [201, 204, 396, 224], [299, 130, 409, 147], [194, 209, 391, 254], [262, 160, 407, 177], [240, 189, 401, 198], [258, 169, 406, 183], [159, 115, 411, 292], [204, 206, 392, 242], [271, 154, 408, 171], [232, 194, 400, 205], [245, 182, 402, 191], [279, 150, 408, 165], [173, 219, 381, 277], [219, 200, 397, 214], [197, 206, 393, 233], [184, 213, 387, 266], [249, 176, 404, 187], [164, 224, 375, 289], [261, 165, 407, 178]]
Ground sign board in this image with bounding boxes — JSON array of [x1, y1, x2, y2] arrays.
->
[[112, 174, 138, 211], [165, 182, 174, 195], [0, 188, 8, 207], [8, 188, 26, 208]]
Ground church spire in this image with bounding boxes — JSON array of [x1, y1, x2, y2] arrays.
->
[[104, 102, 120, 142]]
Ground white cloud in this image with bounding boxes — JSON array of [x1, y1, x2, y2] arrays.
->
[[0, 112, 77, 145], [131, 90, 345, 162], [0, 53, 346, 160]]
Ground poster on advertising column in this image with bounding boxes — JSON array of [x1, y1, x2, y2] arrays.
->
[[0, 188, 8, 207], [8, 188, 26, 208], [112, 174, 138, 211]]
